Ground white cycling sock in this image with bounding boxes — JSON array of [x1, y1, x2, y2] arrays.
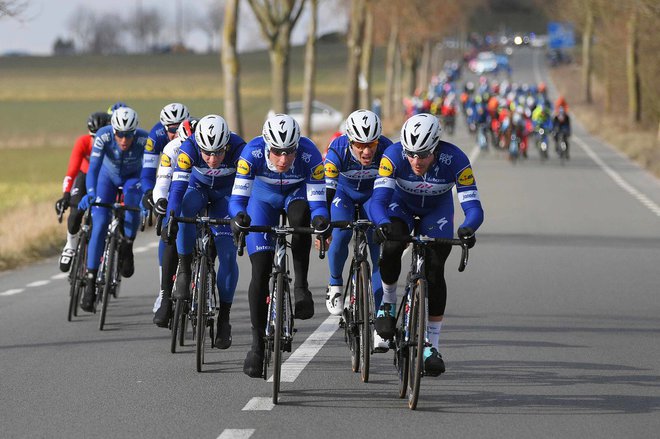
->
[[65, 232, 78, 250], [427, 321, 442, 350], [381, 282, 397, 305]]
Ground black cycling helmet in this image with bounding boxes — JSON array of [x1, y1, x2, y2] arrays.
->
[[87, 111, 111, 134]]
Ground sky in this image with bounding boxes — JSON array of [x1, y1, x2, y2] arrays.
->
[[0, 0, 348, 56]]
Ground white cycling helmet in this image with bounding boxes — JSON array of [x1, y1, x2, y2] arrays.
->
[[176, 117, 198, 141], [262, 114, 300, 151], [345, 109, 382, 143], [160, 103, 189, 126], [195, 115, 230, 152], [111, 107, 139, 132], [400, 114, 441, 155]]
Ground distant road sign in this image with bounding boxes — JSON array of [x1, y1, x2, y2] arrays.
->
[[548, 22, 575, 49]]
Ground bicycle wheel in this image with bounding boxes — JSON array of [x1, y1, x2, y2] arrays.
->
[[272, 272, 285, 404], [195, 258, 208, 372], [170, 299, 184, 353], [98, 235, 116, 331], [408, 279, 427, 410], [359, 261, 372, 382], [67, 234, 86, 321], [347, 263, 360, 373], [396, 299, 409, 399]]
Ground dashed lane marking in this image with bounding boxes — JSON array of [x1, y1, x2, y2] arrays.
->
[[216, 429, 255, 439], [51, 273, 68, 280], [26, 280, 50, 287], [0, 288, 25, 296], [242, 397, 275, 411]]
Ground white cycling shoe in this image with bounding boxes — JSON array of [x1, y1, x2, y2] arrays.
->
[[325, 285, 343, 316], [373, 330, 390, 353], [152, 290, 164, 313]]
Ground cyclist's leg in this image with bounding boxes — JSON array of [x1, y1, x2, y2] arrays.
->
[[118, 176, 141, 277], [61, 171, 86, 271], [326, 189, 352, 315], [363, 199, 383, 308], [153, 239, 178, 326], [286, 191, 314, 320]]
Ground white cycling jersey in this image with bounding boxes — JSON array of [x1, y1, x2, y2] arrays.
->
[[153, 137, 185, 202]]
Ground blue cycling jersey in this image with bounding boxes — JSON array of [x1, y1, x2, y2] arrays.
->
[[229, 136, 327, 220], [140, 122, 171, 192], [167, 133, 246, 218], [370, 141, 484, 232], [86, 125, 149, 194], [324, 134, 392, 203]]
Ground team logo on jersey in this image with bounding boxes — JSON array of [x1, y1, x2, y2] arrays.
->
[[457, 167, 474, 186], [177, 153, 192, 170], [237, 159, 251, 175], [378, 157, 394, 177], [325, 162, 339, 178], [160, 154, 171, 167], [145, 138, 155, 152], [312, 164, 324, 180]]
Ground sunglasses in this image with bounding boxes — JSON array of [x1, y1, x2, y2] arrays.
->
[[116, 130, 135, 139], [166, 124, 180, 134], [270, 147, 297, 157], [404, 149, 433, 159], [201, 148, 226, 157], [350, 140, 378, 151]]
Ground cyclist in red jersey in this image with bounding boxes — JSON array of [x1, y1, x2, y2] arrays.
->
[[55, 111, 111, 272]]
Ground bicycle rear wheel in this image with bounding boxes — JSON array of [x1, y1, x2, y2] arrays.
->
[[98, 236, 116, 331], [408, 279, 427, 410], [359, 261, 372, 382], [272, 272, 285, 404], [170, 299, 184, 353], [196, 259, 208, 372], [67, 234, 86, 321]]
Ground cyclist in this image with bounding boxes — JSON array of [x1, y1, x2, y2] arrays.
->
[[151, 118, 198, 327], [370, 113, 484, 376], [164, 115, 246, 346], [229, 114, 330, 378], [552, 106, 572, 159], [55, 111, 111, 272], [323, 110, 392, 350], [77, 107, 149, 313]]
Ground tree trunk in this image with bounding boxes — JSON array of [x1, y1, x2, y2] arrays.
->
[[302, 0, 317, 137], [359, 2, 373, 109], [626, 4, 641, 125], [343, 0, 366, 116], [418, 39, 431, 93], [582, 5, 594, 104], [222, 0, 243, 135], [402, 43, 420, 97], [393, 43, 402, 120], [383, 18, 398, 119]]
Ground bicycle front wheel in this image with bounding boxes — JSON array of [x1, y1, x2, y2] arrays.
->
[[347, 264, 360, 373], [359, 261, 372, 382], [272, 272, 285, 404], [68, 234, 86, 321], [170, 299, 184, 353], [408, 279, 427, 410], [98, 236, 116, 331], [195, 258, 208, 372]]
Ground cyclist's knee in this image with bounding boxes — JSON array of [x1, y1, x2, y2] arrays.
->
[[287, 200, 310, 226]]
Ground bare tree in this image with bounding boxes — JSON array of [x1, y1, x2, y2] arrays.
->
[[342, 0, 366, 115], [247, 0, 306, 114], [223, 0, 243, 135], [0, 0, 28, 18], [67, 6, 97, 53], [301, 0, 318, 137], [359, 0, 374, 109], [126, 6, 162, 52], [198, 0, 225, 53], [90, 13, 125, 54], [142, 8, 164, 50]]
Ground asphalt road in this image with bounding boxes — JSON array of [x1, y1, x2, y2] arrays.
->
[[1, 47, 659, 439]]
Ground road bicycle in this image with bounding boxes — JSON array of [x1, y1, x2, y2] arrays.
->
[[332, 205, 375, 383], [94, 202, 142, 331], [65, 206, 93, 321], [387, 227, 469, 410], [168, 214, 229, 372], [237, 212, 325, 404]]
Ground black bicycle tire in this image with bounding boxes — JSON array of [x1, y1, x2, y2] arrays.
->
[[348, 266, 360, 373], [196, 257, 208, 372], [397, 298, 410, 399], [359, 261, 372, 382], [170, 299, 183, 353], [67, 233, 85, 321], [273, 272, 285, 404], [408, 279, 427, 410], [98, 235, 115, 331]]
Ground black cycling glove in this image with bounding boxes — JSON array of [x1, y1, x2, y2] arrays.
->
[[457, 226, 476, 249]]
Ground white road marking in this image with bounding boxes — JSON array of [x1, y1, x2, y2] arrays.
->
[[26, 280, 50, 287], [0, 288, 25, 296], [147, 241, 160, 248], [217, 429, 255, 439], [51, 273, 69, 280], [242, 397, 275, 411], [267, 315, 340, 383], [134, 247, 149, 254], [574, 136, 660, 217]]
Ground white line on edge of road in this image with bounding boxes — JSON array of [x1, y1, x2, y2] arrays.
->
[[216, 429, 255, 439], [26, 280, 50, 287], [51, 273, 69, 280], [0, 288, 25, 296], [242, 397, 275, 411]]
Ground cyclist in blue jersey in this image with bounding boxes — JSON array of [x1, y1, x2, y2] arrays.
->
[[323, 110, 393, 350], [370, 113, 484, 376], [77, 107, 149, 312], [162, 115, 246, 347], [229, 114, 330, 378]]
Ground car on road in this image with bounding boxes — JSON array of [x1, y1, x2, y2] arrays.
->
[[267, 100, 343, 133], [468, 51, 498, 74]]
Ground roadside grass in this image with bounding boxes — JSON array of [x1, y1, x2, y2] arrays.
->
[[549, 64, 659, 178]]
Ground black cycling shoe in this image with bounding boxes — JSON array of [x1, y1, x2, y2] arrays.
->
[[152, 298, 172, 328], [215, 321, 232, 349], [374, 303, 396, 340], [80, 275, 96, 313], [423, 347, 446, 377], [294, 288, 314, 320], [119, 240, 134, 278], [243, 349, 264, 378], [172, 271, 190, 300]]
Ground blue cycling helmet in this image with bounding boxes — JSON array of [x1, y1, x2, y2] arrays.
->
[[107, 101, 128, 114]]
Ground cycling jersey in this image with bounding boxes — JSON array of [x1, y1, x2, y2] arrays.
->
[[370, 141, 484, 237], [62, 134, 93, 193], [152, 137, 184, 203], [140, 122, 171, 192]]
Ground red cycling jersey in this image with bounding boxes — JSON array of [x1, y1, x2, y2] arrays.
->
[[62, 134, 93, 193]]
